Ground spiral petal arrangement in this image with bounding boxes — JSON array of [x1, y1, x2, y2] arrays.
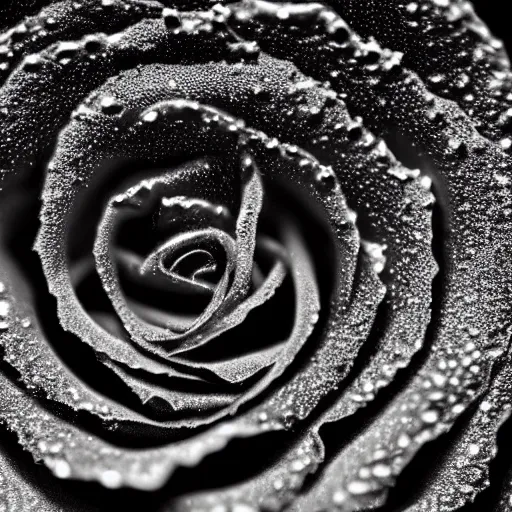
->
[[0, 1, 511, 511]]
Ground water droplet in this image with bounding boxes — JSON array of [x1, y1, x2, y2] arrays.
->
[[397, 433, 411, 449], [23, 54, 43, 72], [141, 110, 158, 123], [100, 469, 122, 488], [420, 175, 432, 189], [0, 300, 10, 318], [52, 459, 71, 478], [480, 401, 492, 412], [468, 443, 480, 456], [333, 489, 348, 505], [315, 165, 336, 189], [258, 411, 268, 423], [40, 15, 56, 29], [100, 96, 123, 115], [83, 36, 104, 55], [405, 2, 419, 14], [48, 442, 63, 454], [347, 479, 373, 495], [290, 459, 305, 472], [500, 137, 512, 150], [273, 477, 284, 490], [37, 440, 48, 453], [372, 463, 391, 478], [432, 373, 447, 387], [421, 410, 439, 424], [162, 8, 181, 29], [452, 403, 465, 414]]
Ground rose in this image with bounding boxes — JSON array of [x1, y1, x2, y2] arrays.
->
[[0, 0, 511, 511]]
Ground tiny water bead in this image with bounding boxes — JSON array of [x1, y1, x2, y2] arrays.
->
[[0, 300, 10, 318], [54, 41, 81, 63], [99, 469, 123, 489], [99, 95, 124, 115], [141, 109, 158, 123], [51, 459, 71, 479], [83, 36, 105, 56], [23, 54, 44, 72], [162, 8, 181, 30], [315, 164, 336, 189]]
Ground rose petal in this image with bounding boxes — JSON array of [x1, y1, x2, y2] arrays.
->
[[5, 2, 509, 506], [103, 359, 239, 416], [400, 356, 512, 511], [166, 250, 385, 511], [0, 0, 162, 83], [333, 0, 512, 145], [226, 3, 512, 508]]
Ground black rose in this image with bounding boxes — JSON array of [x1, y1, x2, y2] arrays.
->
[[0, 1, 512, 511]]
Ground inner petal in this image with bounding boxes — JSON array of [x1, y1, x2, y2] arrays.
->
[[91, 154, 266, 358], [140, 236, 227, 295], [170, 249, 218, 284]]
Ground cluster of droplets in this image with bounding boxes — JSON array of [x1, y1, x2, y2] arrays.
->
[[400, 0, 512, 149], [189, 435, 320, 512], [22, 32, 108, 73], [331, 342, 487, 508], [0, 0, 162, 76], [111, 180, 153, 209], [159, 196, 231, 226], [92, 96, 344, 197], [0, 276, 117, 421], [5, 1, 264, 88], [226, 0, 508, 176], [0, 16, 57, 73], [258, 435, 320, 512], [228, 1, 406, 77], [159, 3, 264, 64]]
